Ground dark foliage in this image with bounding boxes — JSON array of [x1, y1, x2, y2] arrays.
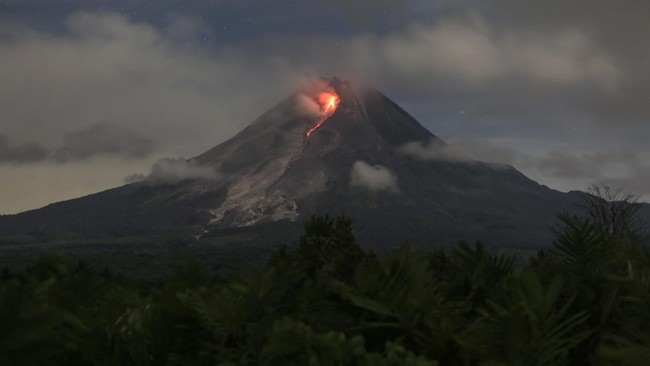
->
[[1, 213, 649, 365], [271, 213, 375, 281]]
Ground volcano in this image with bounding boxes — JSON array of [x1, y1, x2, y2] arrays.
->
[[0, 77, 589, 249]]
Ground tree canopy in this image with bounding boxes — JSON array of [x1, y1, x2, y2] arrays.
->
[[1, 212, 649, 365]]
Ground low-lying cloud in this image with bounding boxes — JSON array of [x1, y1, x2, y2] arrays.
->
[[0, 123, 156, 164], [399, 139, 472, 162], [350, 161, 399, 192], [400, 137, 650, 198], [131, 157, 222, 185], [399, 138, 520, 167], [0, 135, 48, 164], [54, 122, 155, 162]]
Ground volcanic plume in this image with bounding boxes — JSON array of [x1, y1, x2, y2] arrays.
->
[[0, 76, 608, 249]]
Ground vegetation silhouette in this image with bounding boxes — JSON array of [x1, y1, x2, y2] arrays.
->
[[1, 188, 649, 365]]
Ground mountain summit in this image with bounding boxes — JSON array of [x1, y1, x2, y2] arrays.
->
[[0, 77, 582, 248], [192, 77, 444, 229]]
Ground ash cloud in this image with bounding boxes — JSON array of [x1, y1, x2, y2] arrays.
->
[[135, 157, 222, 185], [350, 161, 399, 192]]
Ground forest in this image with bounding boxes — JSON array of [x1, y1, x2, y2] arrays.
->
[[1, 186, 650, 365]]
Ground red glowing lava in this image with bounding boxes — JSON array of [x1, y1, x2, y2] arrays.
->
[[306, 92, 340, 137]]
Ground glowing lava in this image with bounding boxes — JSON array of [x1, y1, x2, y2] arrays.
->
[[306, 92, 340, 137]]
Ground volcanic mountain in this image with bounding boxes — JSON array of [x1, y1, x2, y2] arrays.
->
[[1, 77, 587, 249]]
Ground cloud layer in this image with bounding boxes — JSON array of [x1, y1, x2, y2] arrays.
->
[[0, 2, 649, 212], [54, 122, 155, 162], [0, 12, 301, 158], [0, 123, 155, 164], [399, 139, 473, 163], [0, 135, 48, 164], [346, 21, 620, 92], [401, 138, 650, 197]]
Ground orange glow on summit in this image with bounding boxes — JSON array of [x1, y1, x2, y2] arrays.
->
[[320, 92, 339, 111], [306, 92, 340, 137]]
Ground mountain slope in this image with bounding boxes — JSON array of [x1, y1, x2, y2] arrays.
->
[[0, 77, 597, 248]]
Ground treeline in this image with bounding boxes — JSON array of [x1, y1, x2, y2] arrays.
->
[[1, 188, 650, 365]]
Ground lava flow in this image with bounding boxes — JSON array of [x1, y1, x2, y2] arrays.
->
[[306, 92, 340, 137]]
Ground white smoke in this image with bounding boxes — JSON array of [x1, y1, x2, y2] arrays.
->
[[293, 77, 339, 119], [350, 161, 399, 192], [294, 94, 322, 118], [260, 77, 334, 124], [131, 157, 222, 185]]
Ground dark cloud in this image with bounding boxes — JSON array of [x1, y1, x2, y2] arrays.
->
[[0, 135, 48, 164], [54, 122, 155, 162], [0, 123, 156, 165], [326, 0, 407, 27], [601, 169, 650, 197], [482, 0, 650, 127], [488, 0, 650, 41], [124, 173, 146, 184], [0, 10, 630, 156], [0, 11, 303, 157], [256, 17, 619, 95], [1, 2, 649, 209], [250, 13, 623, 143]]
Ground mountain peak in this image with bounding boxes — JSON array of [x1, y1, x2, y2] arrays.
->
[[198, 78, 439, 160], [188, 79, 444, 227], [0, 79, 583, 249]]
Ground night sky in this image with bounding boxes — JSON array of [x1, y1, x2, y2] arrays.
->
[[1, 0, 649, 213]]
